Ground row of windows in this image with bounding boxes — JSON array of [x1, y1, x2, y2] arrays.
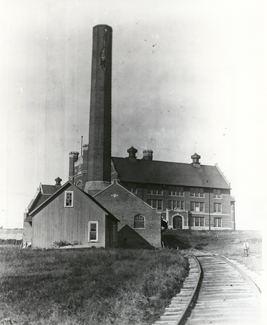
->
[[190, 201, 204, 212], [169, 189, 184, 196], [147, 199, 222, 212], [130, 186, 223, 199], [147, 189, 163, 195], [190, 188, 204, 197], [65, 191, 222, 213], [189, 217, 222, 227], [168, 200, 185, 210], [147, 199, 163, 210], [190, 202, 222, 212]]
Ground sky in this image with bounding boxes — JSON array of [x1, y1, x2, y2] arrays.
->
[[0, 0, 266, 230]]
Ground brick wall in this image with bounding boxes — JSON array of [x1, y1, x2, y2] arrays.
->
[[94, 181, 162, 248], [120, 182, 234, 230]]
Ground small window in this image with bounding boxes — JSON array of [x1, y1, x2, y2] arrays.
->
[[88, 221, 98, 241], [64, 191, 74, 207], [213, 189, 222, 199], [148, 189, 163, 195], [134, 214, 145, 229], [131, 188, 137, 194]]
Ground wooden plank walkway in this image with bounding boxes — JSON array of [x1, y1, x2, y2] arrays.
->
[[153, 256, 201, 325], [181, 253, 261, 325], [154, 249, 261, 325]]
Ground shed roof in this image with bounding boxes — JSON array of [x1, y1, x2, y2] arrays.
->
[[112, 157, 230, 189]]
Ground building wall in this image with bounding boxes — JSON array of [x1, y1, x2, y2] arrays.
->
[[105, 217, 118, 248], [32, 185, 111, 249], [121, 182, 234, 230], [94, 182, 162, 248], [23, 219, 32, 243]]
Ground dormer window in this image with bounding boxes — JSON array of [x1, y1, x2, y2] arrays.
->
[[64, 191, 74, 207]]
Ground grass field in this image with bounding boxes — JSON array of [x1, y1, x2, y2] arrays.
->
[[163, 229, 262, 275], [0, 247, 188, 325]]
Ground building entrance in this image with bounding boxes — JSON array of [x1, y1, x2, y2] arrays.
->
[[173, 216, 183, 229]]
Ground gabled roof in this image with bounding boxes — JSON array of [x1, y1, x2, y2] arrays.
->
[[26, 181, 119, 223], [94, 180, 157, 210], [111, 157, 230, 189], [25, 184, 58, 215]]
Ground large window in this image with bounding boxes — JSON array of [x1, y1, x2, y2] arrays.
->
[[134, 214, 145, 229], [214, 217, 222, 227], [88, 221, 98, 241], [190, 202, 204, 212], [213, 189, 222, 199], [190, 217, 205, 227], [214, 203, 222, 213], [168, 200, 184, 210], [190, 188, 204, 198], [64, 191, 74, 207], [147, 199, 163, 210]]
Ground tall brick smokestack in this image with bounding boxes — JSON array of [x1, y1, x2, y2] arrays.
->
[[85, 25, 112, 195]]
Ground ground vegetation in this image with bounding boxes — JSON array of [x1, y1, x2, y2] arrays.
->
[[0, 247, 188, 324]]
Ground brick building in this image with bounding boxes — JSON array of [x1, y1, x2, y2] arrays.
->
[[23, 24, 235, 248], [111, 151, 235, 230], [94, 180, 161, 248]]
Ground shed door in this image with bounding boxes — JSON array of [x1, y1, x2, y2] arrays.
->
[[173, 216, 183, 229]]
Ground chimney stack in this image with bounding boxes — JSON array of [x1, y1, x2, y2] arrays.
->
[[143, 149, 153, 161], [69, 151, 79, 182], [85, 25, 112, 195]]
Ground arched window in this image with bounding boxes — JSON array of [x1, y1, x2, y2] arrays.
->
[[134, 214, 145, 229]]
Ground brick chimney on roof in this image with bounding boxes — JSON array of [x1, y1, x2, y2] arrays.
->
[[69, 152, 79, 182], [143, 150, 153, 161]]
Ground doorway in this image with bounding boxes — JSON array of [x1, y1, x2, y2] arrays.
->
[[173, 215, 183, 229]]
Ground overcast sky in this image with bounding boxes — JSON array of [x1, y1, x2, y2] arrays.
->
[[0, 0, 266, 229]]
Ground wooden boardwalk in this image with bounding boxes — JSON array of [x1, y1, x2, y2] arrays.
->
[[154, 250, 261, 325]]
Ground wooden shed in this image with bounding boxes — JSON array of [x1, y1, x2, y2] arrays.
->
[[25, 182, 119, 249]]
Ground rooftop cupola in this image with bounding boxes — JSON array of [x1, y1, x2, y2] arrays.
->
[[143, 149, 153, 161], [127, 146, 137, 161], [55, 177, 62, 188], [191, 153, 201, 167]]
